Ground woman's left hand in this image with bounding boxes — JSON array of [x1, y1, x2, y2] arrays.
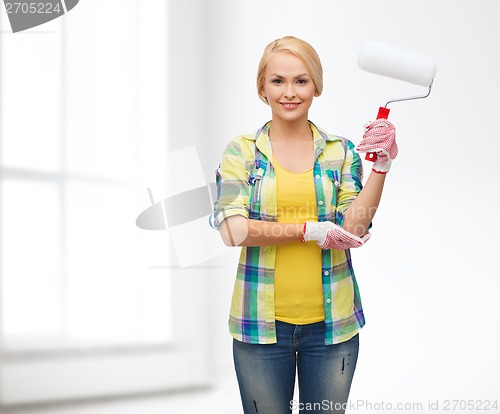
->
[[302, 221, 371, 250]]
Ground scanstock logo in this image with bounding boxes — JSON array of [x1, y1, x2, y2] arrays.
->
[[3, 0, 79, 33], [136, 146, 235, 268]]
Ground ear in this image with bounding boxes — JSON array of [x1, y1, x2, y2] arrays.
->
[[259, 89, 267, 102]]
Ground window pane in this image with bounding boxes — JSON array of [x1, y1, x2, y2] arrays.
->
[[65, 181, 170, 344], [1, 180, 62, 338], [64, 0, 138, 180], [0, 23, 62, 172]]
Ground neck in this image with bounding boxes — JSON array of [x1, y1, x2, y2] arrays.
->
[[268, 116, 312, 142]]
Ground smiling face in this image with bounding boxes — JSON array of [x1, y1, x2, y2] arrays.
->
[[261, 52, 318, 125]]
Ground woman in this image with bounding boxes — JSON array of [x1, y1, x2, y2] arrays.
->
[[210, 36, 397, 413]]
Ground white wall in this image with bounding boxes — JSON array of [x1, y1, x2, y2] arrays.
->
[[196, 0, 500, 407]]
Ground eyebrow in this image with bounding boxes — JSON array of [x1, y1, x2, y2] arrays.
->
[[270, 73, 310, 79]]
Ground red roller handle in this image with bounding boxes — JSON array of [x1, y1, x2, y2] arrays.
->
[[365, 107, 391, 162]]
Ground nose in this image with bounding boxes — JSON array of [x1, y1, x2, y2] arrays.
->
[[284, 83, 296, 99]]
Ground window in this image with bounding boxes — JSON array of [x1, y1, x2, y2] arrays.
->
[[0, 2, 217, 405], [0, 0, 171, 352]]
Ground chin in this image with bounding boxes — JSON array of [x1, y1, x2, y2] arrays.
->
[[279, 111, 307, 122]]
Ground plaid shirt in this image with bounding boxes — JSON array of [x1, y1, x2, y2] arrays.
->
[[211, 121, 365, 345]]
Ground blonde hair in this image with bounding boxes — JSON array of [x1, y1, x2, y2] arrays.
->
[[256, 36, 323, 104]]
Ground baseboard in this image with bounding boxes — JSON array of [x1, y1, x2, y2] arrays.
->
[[0, 345, 210, 406]]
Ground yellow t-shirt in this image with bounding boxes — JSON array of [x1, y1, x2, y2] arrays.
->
[[273, 157, 324, 324]]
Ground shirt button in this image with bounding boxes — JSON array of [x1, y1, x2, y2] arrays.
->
[[326, 299, 331, 304], [318, 200, 324, 206], [334, 181, 340, 186], [315, 174, 321, 179], [324, 271, 329, 275]]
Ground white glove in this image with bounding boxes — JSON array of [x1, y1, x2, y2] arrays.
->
[[302, 221, 371, 250]]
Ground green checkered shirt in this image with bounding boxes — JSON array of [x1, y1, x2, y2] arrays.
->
[[211, 121, 366, 344]]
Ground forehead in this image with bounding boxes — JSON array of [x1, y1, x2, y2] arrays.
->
[[265, 52, 309, 76]]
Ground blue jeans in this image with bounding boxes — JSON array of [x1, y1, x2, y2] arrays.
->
[[233, 320, 359, 414]]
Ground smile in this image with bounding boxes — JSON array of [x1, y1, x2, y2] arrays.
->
[[280, 102, 301, 109]]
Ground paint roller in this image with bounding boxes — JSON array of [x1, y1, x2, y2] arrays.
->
[[358, 41, 437, 161]]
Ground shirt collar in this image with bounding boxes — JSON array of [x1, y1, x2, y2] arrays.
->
[[252, 120, 341, 160]]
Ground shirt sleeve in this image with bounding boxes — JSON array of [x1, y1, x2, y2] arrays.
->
[[335, 139, 364, 227], [210, 139, 250, 230]]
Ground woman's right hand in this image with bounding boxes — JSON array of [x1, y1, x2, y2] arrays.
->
[[302, 221, 371, 250]]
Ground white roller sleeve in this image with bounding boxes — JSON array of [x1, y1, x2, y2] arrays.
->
[[358, 41, 437, 87]]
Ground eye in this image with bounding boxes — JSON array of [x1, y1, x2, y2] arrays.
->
[[297, 79, 308, 85], [271, 79, 283, 84]]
